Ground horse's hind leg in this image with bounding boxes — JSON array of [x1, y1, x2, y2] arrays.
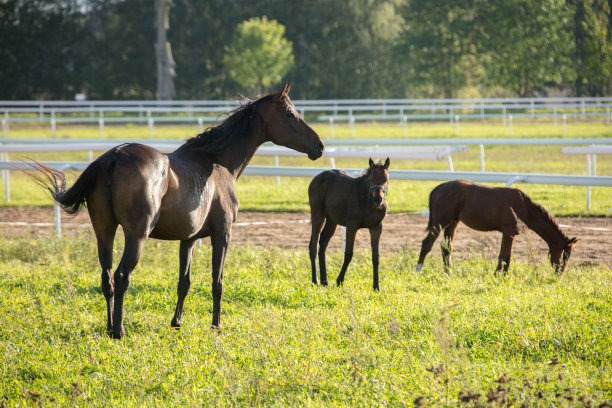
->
[[441, 220, 458, 272], [88, 193, 118, 334], [112, 232, 148, 339], [495, 233, 514, 275], [309, 210, 326, 285], [171, 239, 197, 328], [416, 226, 441, 272], [318, 219, 337, 286]]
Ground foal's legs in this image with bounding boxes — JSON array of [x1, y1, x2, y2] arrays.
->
[[336, 225, 357, 286], [416, 226, 442, 272], [309, 210, 326, 285], [495, 233, 514, 275], [211, 230, 231, 329], [171, 239, 197, 328], [318, 219, 337, 286], [441, 221, 458, 272], [369, 224, 382, 291]]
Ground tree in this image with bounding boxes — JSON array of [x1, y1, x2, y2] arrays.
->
[[155, 0, 176, 100], [570, 0, 612, 95], [223, 16, 294, 94], [478, 0, 574, 97], [397, 0, 483, 99]]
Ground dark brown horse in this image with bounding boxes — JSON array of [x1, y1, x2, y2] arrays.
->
[[28, 84, 324, 338], [416, 179, 579, 275], [309, 158, 390, 291]]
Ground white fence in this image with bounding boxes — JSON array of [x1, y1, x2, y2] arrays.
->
[[1, 97, 612, 135], [3, 160, 612, 236]]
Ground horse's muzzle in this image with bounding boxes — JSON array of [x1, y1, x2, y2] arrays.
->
[[308, 142, 325, 160]]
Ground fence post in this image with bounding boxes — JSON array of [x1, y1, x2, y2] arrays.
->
[[274, 155, 280, 185], [508, 115, 513, 136], [99, 117, 104, 138], [479, 144, 485, 172], [586, 154, 591, 210], [198, 117, 204, 133], [402, 116, 408, 137], [4, 153, 10, 202], [1, 119, 6, 138], [502, 107, 506, 124], [530, 100, 535, 119], [349, 116, 355, 138], [449, 108, 454, 124], [581, 100, 585, 118], [51, 110, 56, 137], [148, 117, 154, 138], [454, 115, 459, 136], [54, 202, 61, 236], [329, 117, 334, 139], [563, 114, 567, 136]]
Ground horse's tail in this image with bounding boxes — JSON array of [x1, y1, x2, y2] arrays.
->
[[23, 152, 115, 215], [425, 188, 435, 232]]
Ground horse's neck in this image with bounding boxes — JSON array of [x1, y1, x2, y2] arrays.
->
[[214, 130, 264, 180], [522, 211, 566, 247]]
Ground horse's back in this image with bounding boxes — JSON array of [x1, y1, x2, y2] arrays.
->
[[430, 179, 525, 232]]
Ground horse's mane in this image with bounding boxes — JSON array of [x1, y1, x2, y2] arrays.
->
[[183, 93, 281, 153], [523, 192, 568, 239]]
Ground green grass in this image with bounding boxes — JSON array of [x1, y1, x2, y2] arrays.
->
[[0, 236, 610, 406], [2, 121, 612, 215]]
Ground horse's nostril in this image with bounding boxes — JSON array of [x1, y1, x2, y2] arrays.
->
[[318, 141, 325, 152]]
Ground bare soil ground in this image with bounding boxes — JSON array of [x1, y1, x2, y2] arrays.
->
[[1, 207, 610, 268]]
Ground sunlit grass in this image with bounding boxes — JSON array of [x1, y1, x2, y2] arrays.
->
[[0, 236, 610, 406]]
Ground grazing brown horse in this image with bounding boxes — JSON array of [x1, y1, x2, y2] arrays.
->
[[416, 179, 579, 275], [309, 158, 390, 291], [28, 84, 324, 338]]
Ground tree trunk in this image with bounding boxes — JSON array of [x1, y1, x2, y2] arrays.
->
[[155, 0, 176, 100]]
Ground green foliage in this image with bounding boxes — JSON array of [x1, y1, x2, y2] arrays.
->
[[223, 17, 294, 94], [0, 237, 610, 406]]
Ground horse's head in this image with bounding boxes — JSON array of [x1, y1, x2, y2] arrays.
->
[[549, 237, 579, 276], [366, 157, 390, 208], [259, 83, 324, 160]]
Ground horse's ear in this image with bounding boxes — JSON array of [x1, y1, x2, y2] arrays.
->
[[280, 83, 290, 98], [567, 237, 580, 247], [369, 158, 375, 168], [383, 157, 390, 169]]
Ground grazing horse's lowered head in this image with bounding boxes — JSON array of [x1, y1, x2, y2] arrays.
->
[[549, 237, 580, 276]]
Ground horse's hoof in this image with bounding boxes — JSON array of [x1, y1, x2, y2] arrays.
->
[[171, 319, 181, 329], [336, 280, 343, 287], [210, 325, 222, 333], [321, 280, 329, 286], [415, 264, 423, 273], [111, 330, 124, 340]]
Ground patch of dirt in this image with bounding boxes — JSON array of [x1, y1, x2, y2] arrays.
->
[[0, 207, 610, 268]]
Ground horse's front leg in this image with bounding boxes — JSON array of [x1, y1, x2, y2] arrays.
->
[[495, 233, 514, 275], [171, 239, 197, 328], [369, 224, 383, 291], [336, 226, 357, 286], [211, 230, 231, 330], [318, 220, 337, 286]]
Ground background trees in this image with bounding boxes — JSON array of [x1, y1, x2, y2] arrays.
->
[[0, 0, 611, 100]]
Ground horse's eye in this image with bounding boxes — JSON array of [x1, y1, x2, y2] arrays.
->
[[286, 112, 295, 119]]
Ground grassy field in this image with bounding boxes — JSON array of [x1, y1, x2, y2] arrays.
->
[[1, 121, 611, 216], [0, 235, 610, 407]]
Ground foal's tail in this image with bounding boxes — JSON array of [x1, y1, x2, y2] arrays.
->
[[22, 152, 115, 215], [425, 189, 434, 232]]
